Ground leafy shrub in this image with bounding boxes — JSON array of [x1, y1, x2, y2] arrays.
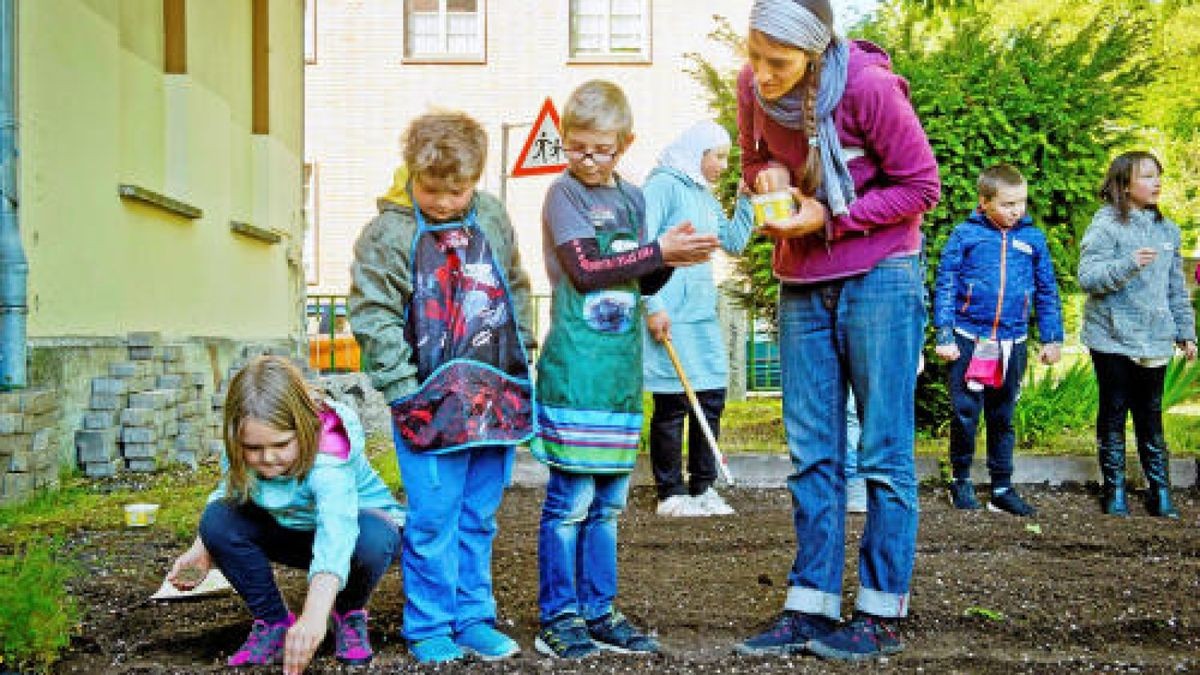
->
[[1013, 359, 1098, 446], [0, 541, 79, 672], [1162, 356, 1200, 411]]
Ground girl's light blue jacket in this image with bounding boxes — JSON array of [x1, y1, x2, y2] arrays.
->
[[642, 165, 753, 392], [1078, 205, 1196, 359], [208, 399, 405, 589]]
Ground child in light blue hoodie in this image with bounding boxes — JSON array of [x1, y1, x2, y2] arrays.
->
[[642, 120, 753, 517], [168, 356, 404, 673]]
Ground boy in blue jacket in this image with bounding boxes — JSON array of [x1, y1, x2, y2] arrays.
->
[[934, 164, 1064, 516]]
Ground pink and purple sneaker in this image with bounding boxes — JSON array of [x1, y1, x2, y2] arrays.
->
[[331, 609, 374, 665], [227, 612, 295, 667]]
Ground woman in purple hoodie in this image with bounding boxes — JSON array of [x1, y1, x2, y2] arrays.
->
[[732, 0, 940, 662]]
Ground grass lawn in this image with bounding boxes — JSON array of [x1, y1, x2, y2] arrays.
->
[[712, 394, 1200, 458]]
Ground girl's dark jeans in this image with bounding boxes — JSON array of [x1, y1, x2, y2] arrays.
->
[[649, 389, 725, 500], [198, 499, 401, 623], [1090, 349, 1167, 451]]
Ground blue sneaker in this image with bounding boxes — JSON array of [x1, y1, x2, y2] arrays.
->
[[409, 635, 464, 664], [534, 613, 599, 659], [734, 610, 836, 656], [808, 612, 904, 661], [988, 487, 1037, 516], [586, 610, 660, 654], [456, 623, 520, 661], [949, 479, 981, 510]]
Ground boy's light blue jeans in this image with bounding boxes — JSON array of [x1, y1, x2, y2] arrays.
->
[[778, 254, 923, 619], [394, 439, 514, 643], [537, 468, 631, 623]]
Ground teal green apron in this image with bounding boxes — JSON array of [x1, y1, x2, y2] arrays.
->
[[532, 181, 644, 474]]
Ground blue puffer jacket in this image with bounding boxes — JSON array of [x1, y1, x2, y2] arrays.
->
[[934, 211, 1064, 344]]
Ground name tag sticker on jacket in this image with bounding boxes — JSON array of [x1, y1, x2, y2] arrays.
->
[[1162, 242, 1174, 252], [1012, 240, 1033, 255]]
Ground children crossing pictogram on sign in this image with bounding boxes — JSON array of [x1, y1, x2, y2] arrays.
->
[[511, 98, 567, 177]]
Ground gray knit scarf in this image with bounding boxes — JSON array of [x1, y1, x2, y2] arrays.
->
[[750, 0, 856, 216]]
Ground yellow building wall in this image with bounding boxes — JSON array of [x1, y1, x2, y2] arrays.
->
[[18, 0, 305, 341]]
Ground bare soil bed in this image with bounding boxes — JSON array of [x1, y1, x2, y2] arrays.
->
[[55, 484, 1199, 674]]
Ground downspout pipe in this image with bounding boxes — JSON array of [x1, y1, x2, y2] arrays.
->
[[0, 0, 27, 390]]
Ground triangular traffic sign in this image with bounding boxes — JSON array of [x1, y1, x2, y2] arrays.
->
[[511, 98, 568, 177]]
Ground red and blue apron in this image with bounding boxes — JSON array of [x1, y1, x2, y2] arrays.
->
[[389, 201, 534, 454]]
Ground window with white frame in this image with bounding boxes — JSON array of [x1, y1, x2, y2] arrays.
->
[[405, 0, 485, 61], [569, 0, 650, 61]]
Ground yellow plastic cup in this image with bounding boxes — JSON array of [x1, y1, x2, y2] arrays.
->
[[752, 191, 796, 227], [124, 503, 160, 527]]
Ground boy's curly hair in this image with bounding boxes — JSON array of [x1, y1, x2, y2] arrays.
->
[[402, 111, 488, 186]]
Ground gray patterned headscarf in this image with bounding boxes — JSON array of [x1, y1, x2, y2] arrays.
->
[[750, 0, 856, 216]]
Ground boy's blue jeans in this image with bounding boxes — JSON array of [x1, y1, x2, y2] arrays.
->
[[537, 468, 631, 623], [198, 500, 401, 624], [777, 255, 923, 620], [394, 440, 514, 642], [947, 334, 1028, 488]]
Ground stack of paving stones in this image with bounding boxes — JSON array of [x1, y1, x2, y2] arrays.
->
[[75, 332, 218, 476], [0, 388, 60, 505]]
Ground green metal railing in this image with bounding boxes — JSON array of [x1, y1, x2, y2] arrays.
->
[[307, 294, 351, 372], [745, 309, 781, 392], [305, 292, 779, 390]]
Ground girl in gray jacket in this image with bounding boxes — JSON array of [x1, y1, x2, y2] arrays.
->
[[1078, 151, 1196, 519]]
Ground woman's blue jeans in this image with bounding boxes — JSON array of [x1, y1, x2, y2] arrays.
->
[[537, 468, 631, 623], [777, 255, 923, 619], [198, 500, 401, 623]]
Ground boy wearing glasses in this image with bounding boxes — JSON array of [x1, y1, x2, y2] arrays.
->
[[532, 80, 718, 659]]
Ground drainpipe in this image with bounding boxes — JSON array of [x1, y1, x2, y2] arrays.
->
[[0, 0, 27, 389]]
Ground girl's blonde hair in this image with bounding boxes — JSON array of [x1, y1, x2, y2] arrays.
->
[[561, 80, 633, 146], [402, 110, 488, 187], [222, 355, 322, 502]]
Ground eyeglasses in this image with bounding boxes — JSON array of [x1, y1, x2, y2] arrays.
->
[[564, 148, 617, 164]]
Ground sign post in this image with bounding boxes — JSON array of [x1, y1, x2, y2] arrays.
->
[[500, 98, 567, 206]]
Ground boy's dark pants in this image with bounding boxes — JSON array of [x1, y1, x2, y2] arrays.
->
[[947, 334, 1028, 489], [199, 500, 401, 623], [649, 389, 725, 500]]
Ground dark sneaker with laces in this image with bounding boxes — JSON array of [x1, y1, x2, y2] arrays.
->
[[734, 610, 836, 656], [586, 610, 660, 654], [331, 609, 373, 665], [988, 487, 1037, 516], [227, 612, 295, 667], [948, 479, 981, 510], [808, 612, 904, 661], [535, 613, 599, 659]]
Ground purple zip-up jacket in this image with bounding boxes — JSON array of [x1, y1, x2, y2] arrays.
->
[[737, 40, 941, 284]]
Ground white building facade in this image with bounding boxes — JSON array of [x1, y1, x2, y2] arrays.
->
[[304, 0, 752, 295]]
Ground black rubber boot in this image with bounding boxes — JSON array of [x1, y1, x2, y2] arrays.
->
[[1139, 438, 1179, 519], [1098, 433, 1129, 517]]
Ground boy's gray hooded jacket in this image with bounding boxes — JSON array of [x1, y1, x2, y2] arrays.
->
[[349, 167, 535, 402], [1077, 205, 1196, 359]]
